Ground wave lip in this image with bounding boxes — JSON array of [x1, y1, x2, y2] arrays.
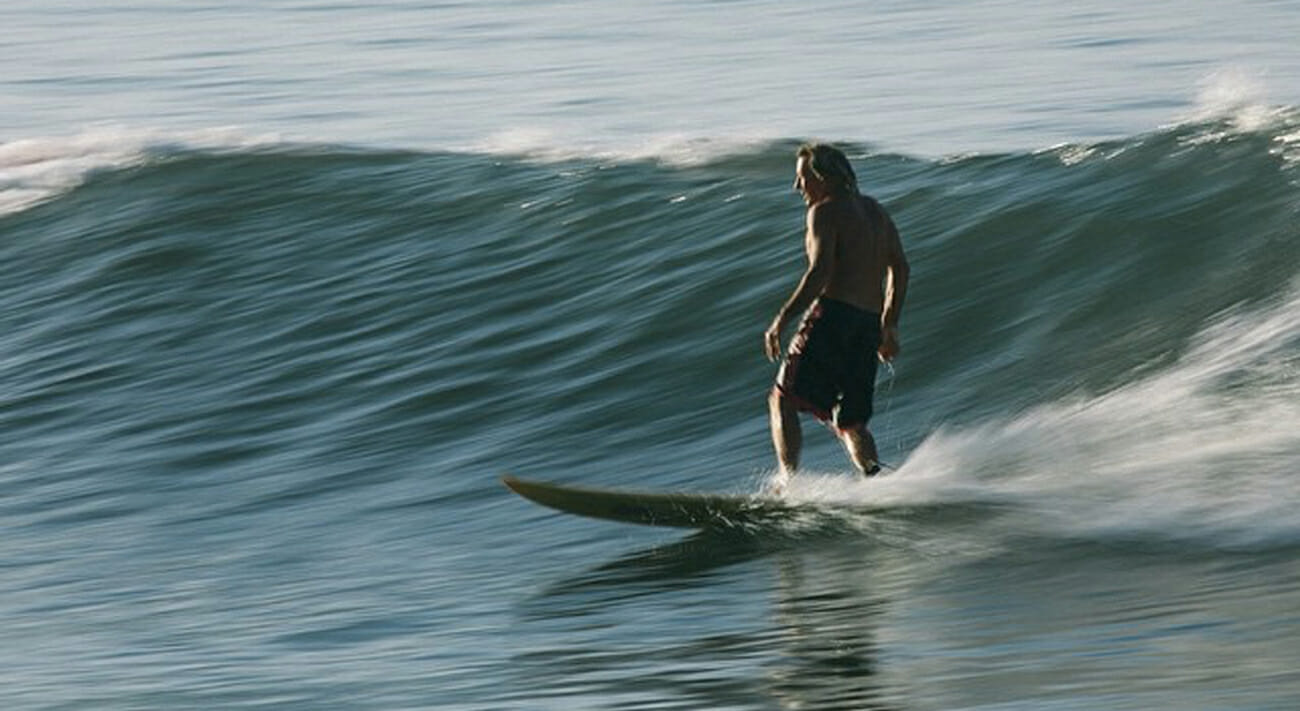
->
[[0, 126, 286, 216], [464, 127, 789, 167]]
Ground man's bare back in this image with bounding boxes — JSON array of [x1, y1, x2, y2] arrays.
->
[[811, 193, 900, 318]]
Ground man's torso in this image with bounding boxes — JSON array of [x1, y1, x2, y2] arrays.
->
[[809, 193, 891, 314]]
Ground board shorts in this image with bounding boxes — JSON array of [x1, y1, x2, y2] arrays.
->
[[775, 298, 882, 431]]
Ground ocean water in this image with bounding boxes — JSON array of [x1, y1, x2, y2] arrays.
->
[[3, 2, 1300, 710]]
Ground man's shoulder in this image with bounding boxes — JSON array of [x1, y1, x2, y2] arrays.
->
[[817, 192, 884, 222], [856, 192, 885, 212], [807, 198, 849, 234], [812, 193, 860, 215]]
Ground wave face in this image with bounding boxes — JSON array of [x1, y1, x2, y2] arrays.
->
[[4, 115, 1300, 541]]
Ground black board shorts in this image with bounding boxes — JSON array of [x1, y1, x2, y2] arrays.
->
[[775, 298, 882, 431]]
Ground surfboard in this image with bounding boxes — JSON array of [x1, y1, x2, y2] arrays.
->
[[501, 476, 795, 530]]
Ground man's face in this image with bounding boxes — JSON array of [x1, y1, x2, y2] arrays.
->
[[793, 156, 827, 205]]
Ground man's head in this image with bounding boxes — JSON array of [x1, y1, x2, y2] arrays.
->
[[794, 143, 858, 204]]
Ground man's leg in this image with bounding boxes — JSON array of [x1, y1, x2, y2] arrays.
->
[[839, 425, 881, 476], [769, 389, 802, 477]]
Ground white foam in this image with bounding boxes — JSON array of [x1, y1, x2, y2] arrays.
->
[[894, 284, 1300, 548], [1171, 66, 1293, 141], [465, 126, 779, 167], [0, 126, 285, 216], [1192, 67, 1278, 128]]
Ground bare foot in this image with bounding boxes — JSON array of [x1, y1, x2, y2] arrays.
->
[[764, 472, 790, 497]]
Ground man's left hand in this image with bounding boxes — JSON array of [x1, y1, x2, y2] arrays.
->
[[878, 325, 901, 362]]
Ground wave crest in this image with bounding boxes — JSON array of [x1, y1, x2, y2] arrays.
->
[[0, 126, 286, 216]]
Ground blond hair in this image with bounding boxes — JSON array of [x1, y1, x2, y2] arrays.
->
[[796, 143, 858, 195]]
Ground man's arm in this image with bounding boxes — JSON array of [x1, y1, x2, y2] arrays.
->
[[878, 214, 909, 361], [764, 206, 835, 362]]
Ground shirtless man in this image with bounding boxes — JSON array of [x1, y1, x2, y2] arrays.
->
[[763, 143, 909, 484]]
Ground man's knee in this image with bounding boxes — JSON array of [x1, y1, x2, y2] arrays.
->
[[836, 422, 877, 452], [836, 421, 870, 437]]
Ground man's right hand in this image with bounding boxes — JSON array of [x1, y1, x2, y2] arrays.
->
[[764, 319, 784, 362]]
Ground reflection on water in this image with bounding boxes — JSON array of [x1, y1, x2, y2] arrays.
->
[[510, 531, 907, 710], [768, 550, 899, 710], [503, 506, 1300, 710]]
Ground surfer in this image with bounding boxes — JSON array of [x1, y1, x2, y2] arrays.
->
[[764, 143, 909, 485]]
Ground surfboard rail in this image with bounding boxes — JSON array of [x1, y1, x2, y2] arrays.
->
[[501, 475, 781, 529]]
